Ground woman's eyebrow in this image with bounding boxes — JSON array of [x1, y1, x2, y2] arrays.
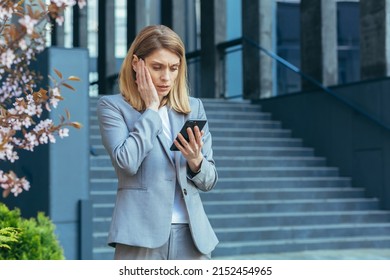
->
[[149, 60, 180, 66]]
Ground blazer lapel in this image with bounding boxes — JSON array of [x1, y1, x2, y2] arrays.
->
[[156, 107, 186, 167], [157, 132, 175, 167]]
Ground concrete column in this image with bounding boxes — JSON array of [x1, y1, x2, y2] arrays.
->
[[242, 0, 275, 99], [360, 0, 390, 80], [200, 0, 226, 98], [162, 0, 187, 43], [98, 0, 116, 95], [136, 0, 160, 31], [73, 3, 88, 48], [51, 18, 65, 47], [161, 0, 173, 28], [172, 0, 186, 41], [300, 0, 338, 90], [127, 0, 137, 48]]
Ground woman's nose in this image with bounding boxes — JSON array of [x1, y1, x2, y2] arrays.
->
[[161, 69, 169, 81]]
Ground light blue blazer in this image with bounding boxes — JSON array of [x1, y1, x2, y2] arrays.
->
[[97, 94, 219, 254]]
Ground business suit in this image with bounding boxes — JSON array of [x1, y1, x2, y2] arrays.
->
[[97, 94, 219, 255]]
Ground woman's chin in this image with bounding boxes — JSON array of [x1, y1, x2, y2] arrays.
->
[[158, 90, 170, 98]]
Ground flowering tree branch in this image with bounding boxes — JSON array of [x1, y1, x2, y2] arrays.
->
[[0, 0, 86, 197]]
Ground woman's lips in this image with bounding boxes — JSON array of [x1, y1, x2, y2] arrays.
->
[[157, 85, 170, 91]]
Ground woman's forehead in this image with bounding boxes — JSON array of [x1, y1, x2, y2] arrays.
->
[[146, 48, 180, 64]]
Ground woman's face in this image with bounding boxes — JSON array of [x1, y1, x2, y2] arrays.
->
[[143, 48, 180, 99]]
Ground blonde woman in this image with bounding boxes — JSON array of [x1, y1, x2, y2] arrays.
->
[[97, 25, 218, 260]]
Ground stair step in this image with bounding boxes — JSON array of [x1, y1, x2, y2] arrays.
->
[[214, 223, 390, 242], [89, 120, 283, 131], [89, 98, 261, 112], [90, 166, 340, 179], [202, 102, 262, 112], [90, 176, 352, 189], [214, 147, 315, 157], [90, 155, 327, 168], [207, 211, 390, 228], [205, 111, 272, 120], [92, 247, 115, 260], [203, 198, 379, 213], [88, 97, 390, 259], [89, 137, 306, 148], [201, 187, 366, 200], [91, 148, 316, 161], [212, 137, 303, 147], [217, 166, 339, 177], [208, 119, 281, 129], [213, 236, 390, 256], [215, 177, 352, 188], [90, 178, 118, 191], [214, 156, 327, 167], [91, 187, 366, 203], [212, 128, 292, 138]]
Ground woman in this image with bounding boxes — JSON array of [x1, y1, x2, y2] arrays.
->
[[97, 25, 219, 260]]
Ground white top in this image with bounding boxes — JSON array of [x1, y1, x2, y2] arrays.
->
[[158, 106, 189, 224]]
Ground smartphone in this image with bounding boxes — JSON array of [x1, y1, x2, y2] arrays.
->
[[170, 119, 207, 151]]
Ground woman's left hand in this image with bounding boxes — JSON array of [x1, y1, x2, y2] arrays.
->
[[174, 125, 204, 173]]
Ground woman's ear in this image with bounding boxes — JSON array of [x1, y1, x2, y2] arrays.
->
[[132, 55, 139, 71]]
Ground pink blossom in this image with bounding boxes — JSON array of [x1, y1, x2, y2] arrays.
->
[[1, 49, 15, 68], [21, 178, 30, 191], [50, 97, 59, 108], [52, 87, 61, 96], [78, 0, 86, 9], [56, 16, 64, 26], [0, 6, 13, 21], [19, 39, 28, 51], [0, 171, 7, 183], [19, 15, 38, 35], [39, 132, 48, 144], [10, 186, 23, 197], [48, 133, 56, 143], [24, 133, 39, 151], [22, 117, 32, 128], [59, 128, 69, 138], [7, 151, 19, 163]]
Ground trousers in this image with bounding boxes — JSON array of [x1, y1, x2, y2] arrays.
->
[[114, 224, 211, 260]]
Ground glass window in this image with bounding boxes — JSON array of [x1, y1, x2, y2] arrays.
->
[[115, 0, 127, 58]]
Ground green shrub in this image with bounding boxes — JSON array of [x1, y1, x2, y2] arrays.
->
[[0, 203, 65, 260], [0, 227, 19, 249]]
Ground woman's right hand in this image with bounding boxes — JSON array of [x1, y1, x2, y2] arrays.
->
[[134, 57, 160, 111]]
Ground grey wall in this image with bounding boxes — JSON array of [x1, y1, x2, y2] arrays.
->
[[47, 47, 91, 259], [257, 78, 390, 210]]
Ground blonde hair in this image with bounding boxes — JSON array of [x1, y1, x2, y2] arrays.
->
[[119, 25, 191, 113]]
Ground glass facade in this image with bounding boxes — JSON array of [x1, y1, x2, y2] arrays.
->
[[52, 0, 360, 98], [276, 1, 360, 95], [225, 0, 243, 99]]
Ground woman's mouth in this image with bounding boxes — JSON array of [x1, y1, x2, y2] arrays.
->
[[157, 85, 170, 91]]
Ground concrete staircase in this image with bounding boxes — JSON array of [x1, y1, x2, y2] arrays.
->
[[89, 97, 390, 260]]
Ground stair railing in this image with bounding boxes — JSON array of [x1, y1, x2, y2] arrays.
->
[[217, 36, 390, 132]]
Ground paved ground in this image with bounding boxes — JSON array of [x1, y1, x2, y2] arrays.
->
[[215, 249, 390, 260]]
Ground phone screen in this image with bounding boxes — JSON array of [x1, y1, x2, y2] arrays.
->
[[170, 119, 207, 151]]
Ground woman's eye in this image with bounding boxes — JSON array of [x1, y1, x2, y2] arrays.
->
[[170, 67, 178, 71]]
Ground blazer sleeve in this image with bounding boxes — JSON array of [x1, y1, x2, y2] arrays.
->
[[187, 98, 218, 192], [97, 96, 162, 176]]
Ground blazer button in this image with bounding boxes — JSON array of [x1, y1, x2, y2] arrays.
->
[[183, 189, 188, 196]]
